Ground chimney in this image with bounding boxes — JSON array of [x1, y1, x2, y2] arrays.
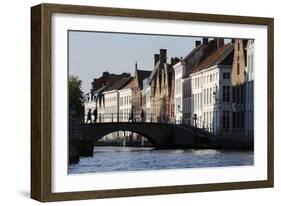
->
[[195, 40, 201, 47], [154, 54, 160, 65], [160, 49, 167, 63], [170, 57, 174, 65], [216, 38, 224, 48], [203, 37, 208, 45], [103, 71, 109, 77]]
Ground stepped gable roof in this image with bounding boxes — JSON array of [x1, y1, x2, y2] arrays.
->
[[148, 61, 161, 81], [137, 69, 151, 89]]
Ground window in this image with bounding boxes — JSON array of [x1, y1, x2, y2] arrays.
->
[[232, 112, 236, 129], [222, 86, 230, 102], [175, 68, 181, 75], [241, 111, 244, 129], [210, 88, 212, 104], [232, 86, 236, 103], [175, 79, 181, 94], [222, 111, 230, 130], [237, 63, 240, 75], [204, 89, 206, 105], [241, 85, 244, 104], [223, 72, 230, 79], [210, 75, 212, 82], [207, 89, 209, 105]]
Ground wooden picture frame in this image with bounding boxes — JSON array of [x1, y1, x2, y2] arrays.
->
[[31, 3, 274, 202]]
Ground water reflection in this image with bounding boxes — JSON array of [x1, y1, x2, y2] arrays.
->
[[68, 146, 253, 174]]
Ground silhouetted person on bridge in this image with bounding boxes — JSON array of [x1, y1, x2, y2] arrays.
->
[[129, 106, 134, 122], [140, 109, 144, 122], [93, 107, 98, 123], [86, 109, 92, 123]]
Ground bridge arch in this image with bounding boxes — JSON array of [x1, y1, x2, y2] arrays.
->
[[79, 122, 175, 148], [79, 122, 199, 148], [97, 130, 159, 146]]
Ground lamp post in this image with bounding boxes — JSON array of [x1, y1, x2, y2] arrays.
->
[[193, 113, 197, 127], [213, 85, 219, 134], [177, 104, 183, 124]]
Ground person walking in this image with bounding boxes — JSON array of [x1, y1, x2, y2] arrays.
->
[[129, 106, 134, 122], [140, 109, 144, 122], [93, 107, 98, 123], [86, 109, 92, 123]]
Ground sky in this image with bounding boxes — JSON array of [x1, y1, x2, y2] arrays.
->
[[68, 31, 202, 93]]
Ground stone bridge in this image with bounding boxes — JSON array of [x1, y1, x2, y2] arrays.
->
[[78, 122, 216, 148]]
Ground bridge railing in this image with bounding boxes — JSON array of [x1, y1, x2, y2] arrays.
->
[[69, 117, 84, 140], [81, 113, 253, 138], [84, 112, 177, 124]]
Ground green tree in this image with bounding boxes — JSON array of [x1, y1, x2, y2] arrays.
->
[[69, 75, 84, 118]]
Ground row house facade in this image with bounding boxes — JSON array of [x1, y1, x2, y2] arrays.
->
[[141, 78, 152, 122], [84, 66, 150, 140], [84, 38, 254, 141], [231, 38, 254, 137], [180, 38, 222, 125], [231, 39, 247, 133], [148, 49, 176, 123], [245, 40, 254, 136], [187, 43, 234, 132], [178, 38, 254, 138], [173, 59, 183, 123], [124, 63, 151, 121]]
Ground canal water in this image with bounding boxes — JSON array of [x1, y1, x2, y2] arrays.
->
[[68, 146, 254, 174]]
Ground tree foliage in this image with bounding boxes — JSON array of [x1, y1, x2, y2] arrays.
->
[[69, 75, 84, 118]]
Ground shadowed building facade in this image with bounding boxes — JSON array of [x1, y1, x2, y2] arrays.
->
[[231, 39, 248, 133]]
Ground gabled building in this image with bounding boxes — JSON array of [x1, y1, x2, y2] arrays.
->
[[124, 63, 151, 121], [188, 42, 234, 133], [148, 49, 175, 123], [84, 72, 131, 123], [103, 76, 132, 122], [141, 77, 152, 122], [231, 39, 248, 133], [181, 38, 219, 124], [245, 40, 254, 138]]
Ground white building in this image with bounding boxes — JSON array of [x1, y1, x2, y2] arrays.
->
[[84, 93, 96, 122], [182, 77, 192, 124], [245, 40, 254, 136], [119, 88, 132, 122], [190, 65, 232, 133], [102, 90, 119, 140], [117, 88, 132, 140], [173, 62, 183, 123], [84, 85, 107, 123], [141, 78, 152, 122], [103, 90, 119, 122], [182, 42, 234, 133]]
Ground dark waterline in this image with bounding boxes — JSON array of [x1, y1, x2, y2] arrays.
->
[[68, 146, 254, 174]]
